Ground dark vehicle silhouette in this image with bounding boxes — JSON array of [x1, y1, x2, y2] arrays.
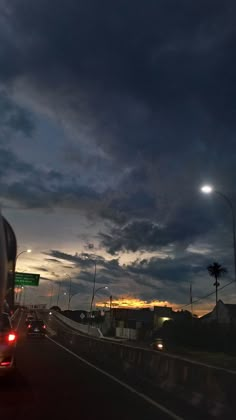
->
[[27, 320, 46, 338], [0, 313, 17, 375]]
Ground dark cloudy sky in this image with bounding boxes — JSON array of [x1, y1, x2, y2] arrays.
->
[[1, 0, 236, 314]]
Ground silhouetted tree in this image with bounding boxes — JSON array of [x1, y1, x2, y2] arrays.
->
[[207, 262, 227, 321]]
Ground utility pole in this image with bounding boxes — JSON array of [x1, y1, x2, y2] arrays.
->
[[57, 280, 61, 306], [110, 295, 113, 329], [190, 282, 193, 317]]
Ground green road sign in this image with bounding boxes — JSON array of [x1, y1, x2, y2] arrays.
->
[[15, 272, 40, 287]]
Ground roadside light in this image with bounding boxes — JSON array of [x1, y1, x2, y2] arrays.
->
[[157, 343, 164, 350], [201, 185, 213, 194]]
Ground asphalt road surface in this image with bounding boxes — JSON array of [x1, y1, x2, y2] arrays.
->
[[0, 312, 183, 420]]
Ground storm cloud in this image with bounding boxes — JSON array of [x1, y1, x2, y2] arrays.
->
[[1, 0, 236, 310]]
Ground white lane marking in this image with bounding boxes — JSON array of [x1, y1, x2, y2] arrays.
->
[[47, 336, 184, 420]]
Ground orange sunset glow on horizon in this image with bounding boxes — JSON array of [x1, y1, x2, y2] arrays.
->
[[95, 297, 215, 317], [96, 297, 177, 310]]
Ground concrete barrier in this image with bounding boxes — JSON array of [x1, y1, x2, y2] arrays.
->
[[52, 311, 103, 338], [53, 317, 236, 418]]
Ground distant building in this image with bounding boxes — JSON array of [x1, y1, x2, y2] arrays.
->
[[153, 306, 174, 329], [102, 308, 154, 340], [101, 306, 174, 340], [201, 300, 236, 326]]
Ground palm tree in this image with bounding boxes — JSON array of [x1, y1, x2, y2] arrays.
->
[[207, 262, 227, 322]]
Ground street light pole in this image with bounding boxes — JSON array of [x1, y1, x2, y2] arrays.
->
[[65, 274, 72, 310], [201, 186, 236, 282], [49, 282, 54, 308], [19, 287, 24, 306], [23, 286, 26, 307], [56, 279, 61, 306], [16, 249, 32, 262], [94, 286, 108, 295], [88, 285, 108, 332], [68, 292, 79, 308], [91, 286, 109, 312], [15, 249, 31, 303], [89, 260, 97, 316]]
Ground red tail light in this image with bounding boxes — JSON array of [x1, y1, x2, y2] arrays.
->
[[27, 324, 31, 329], [43, 325, 46, 329], [8, 333, 16, 343], [0, 361, 11, 366]]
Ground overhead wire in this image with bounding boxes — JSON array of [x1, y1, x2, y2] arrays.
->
[[176, 280, 235, 311]]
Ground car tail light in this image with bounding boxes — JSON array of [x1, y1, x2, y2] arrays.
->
[[0, 361, 11, 366], [27, 324, 32, 329], [8, 333, 16, 343], [43, 325, 46, 329]]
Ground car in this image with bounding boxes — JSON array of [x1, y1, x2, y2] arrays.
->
[[27, 320, 46, 338], [25, 314, 35, 326], [0, 312, 17, 375], [151, 337, 165, 351]]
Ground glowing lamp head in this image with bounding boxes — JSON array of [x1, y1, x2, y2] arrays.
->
[[157, 343, 164, 350], [201, 185, 213, 194], [27, 249, 32, 253]]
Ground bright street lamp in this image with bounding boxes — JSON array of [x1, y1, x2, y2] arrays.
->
[[89, 259, 97, 316], [56, 279, 61, 306], [16, 249, 32, 261], [201, 185, 213, 194], [15, 251, 32, 304], [64, 273, 72, 310], [90, 286, 108, 313], [201, 185, 236, 282], [95, 286, 108, 295]]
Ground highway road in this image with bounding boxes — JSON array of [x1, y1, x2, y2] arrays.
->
[[0, 311, 185, 420]]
